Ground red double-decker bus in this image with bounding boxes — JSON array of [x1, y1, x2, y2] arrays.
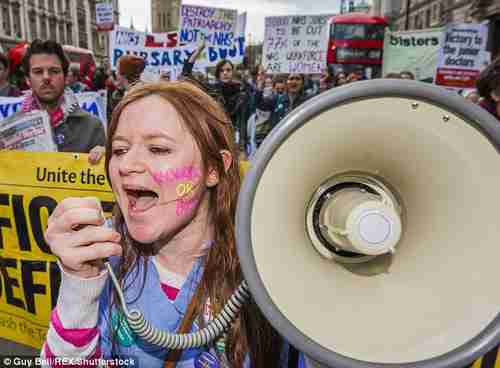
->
[[327, 12, 388, 79]]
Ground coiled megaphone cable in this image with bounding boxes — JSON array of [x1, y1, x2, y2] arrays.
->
[[105, 261, 250, 349]]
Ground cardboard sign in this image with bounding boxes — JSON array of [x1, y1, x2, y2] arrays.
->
[[179, 4, 238, 47], [263, 15, 332, 74], [178, 5, 246, 67]]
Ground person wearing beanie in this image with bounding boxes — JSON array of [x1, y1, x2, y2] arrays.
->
[[109, 55, 146, 118]]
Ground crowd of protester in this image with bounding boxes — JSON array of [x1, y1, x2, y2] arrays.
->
[[1, 38, 499, 162], [1, 38, 500, 368]]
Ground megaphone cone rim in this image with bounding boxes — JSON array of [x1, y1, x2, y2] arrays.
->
[[236, 79, 500, 368]]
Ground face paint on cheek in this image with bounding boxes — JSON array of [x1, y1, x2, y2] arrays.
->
[[176, 197, 200, 216], [153, 166, 202, 185], [150, 165, 203, 216], [176, 182, 195, 197]]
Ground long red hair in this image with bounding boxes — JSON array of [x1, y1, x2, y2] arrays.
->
[[104, 81, 283, 366]]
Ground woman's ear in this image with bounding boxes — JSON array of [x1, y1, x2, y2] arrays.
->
[[206, 150, 233, 187]]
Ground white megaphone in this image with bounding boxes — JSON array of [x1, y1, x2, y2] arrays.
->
[[236, 79, 500, 368]]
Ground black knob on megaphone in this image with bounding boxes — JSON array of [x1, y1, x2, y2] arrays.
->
[[236, 79, 500, 368]]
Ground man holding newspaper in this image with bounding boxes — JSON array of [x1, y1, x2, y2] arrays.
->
[[0, 40, 106, 164]]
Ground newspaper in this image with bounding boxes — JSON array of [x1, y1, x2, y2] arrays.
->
[[0, 110, 57, 151]]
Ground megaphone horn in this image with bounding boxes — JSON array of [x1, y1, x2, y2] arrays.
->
[[237, 79, 500, 368]]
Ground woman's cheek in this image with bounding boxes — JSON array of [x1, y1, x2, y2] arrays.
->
[[174, 180, 205, 217], [152, 165, 203, 217], [175, 195, 201, 217]]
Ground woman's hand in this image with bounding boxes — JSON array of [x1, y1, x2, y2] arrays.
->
[[88, 145, 106, 165], [45, 197, 122, 279], [188, 39, 207, 64]]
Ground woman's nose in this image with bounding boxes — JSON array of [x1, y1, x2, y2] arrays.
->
[[118, 151, 147, 175]]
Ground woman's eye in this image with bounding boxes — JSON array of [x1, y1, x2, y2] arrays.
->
[[150, 146, 171, 154], [112, 148, 127, 156]]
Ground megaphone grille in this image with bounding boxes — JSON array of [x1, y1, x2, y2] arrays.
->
[[236, 80, 500, 368]]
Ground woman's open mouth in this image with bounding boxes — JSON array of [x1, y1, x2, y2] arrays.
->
[[124, 187, 159, 214]]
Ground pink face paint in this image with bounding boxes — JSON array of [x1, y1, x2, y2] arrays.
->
[[153, 166, 202, 185], [176, 197, 200, 217]]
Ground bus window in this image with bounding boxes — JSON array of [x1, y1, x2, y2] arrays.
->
[[332, 24, 385, 41], [366, 24, 385, 40], [333, 24, 366, 40]]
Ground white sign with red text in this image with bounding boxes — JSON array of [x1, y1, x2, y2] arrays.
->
[[435, 23, 489, 89]]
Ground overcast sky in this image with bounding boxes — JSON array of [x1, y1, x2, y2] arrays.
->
[[119, 0, 343, 43]]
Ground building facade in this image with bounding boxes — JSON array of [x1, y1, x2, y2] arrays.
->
[[470, 0, 500, 57], [151, 0, 180, 33], [376, 0, 404, 22], [0, 0, 119, 64], [393, 0, 463, 31], [392, 0, 499, 57]]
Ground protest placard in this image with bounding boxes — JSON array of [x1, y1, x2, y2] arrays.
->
[[262, 14, 333, 74], [110, 26, 195, 72], [96, 1, 114, 32], [0, 92, 108, 133], [0, 151, 115, 348], [178, 5, 245, 67], [179, 4, 238, 47], [435, 23, 489, 89], [383, 28, 443, 81], [110, 25, 245, 71]]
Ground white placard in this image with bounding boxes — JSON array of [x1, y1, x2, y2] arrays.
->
[[96, 2, 114, 31], [263, 14, 333, 74], [179, 4, 238, 47], [435, 22, 489, 89], [179, 5, 245, 67], [110, 26, 196, 72]]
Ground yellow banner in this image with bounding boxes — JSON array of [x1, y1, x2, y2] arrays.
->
[[0, 151, 114, 349], [0, 152, 499, 368]]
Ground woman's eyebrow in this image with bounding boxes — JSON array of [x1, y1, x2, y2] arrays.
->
[[143, 133, 177, 142], [111, 135, 129, 143], [112, 133, 178, 144]]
